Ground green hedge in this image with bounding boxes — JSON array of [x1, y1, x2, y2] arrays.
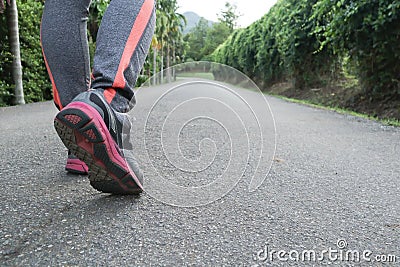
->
[[213, 0, 336, 89], [313, 0, 400, 99], [0, 12, 13, 106], [213, 0, 400, 100]]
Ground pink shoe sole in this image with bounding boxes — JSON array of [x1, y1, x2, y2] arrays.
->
[[65, 158, 89, 175]]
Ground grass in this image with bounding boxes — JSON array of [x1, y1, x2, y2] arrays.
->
[[177, 72, 215, 80], [270, 94, 400, 127]]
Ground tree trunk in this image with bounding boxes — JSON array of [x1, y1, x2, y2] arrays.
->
[[166, 43, 171, 83], [160, 44, 164, 84], [152, 46, 157, 85], [172, 45, 176, 81], [7, 0, 25, 105]]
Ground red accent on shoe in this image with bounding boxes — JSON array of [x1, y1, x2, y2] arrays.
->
[[65, 114, 82, 125], [84, 128, 97, 140], [66, 158, 89, 175], [104, 88, 117, 104]]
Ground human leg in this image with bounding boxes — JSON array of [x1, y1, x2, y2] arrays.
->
[[40, 0, 92, 110], [91, 0, 156, 113], [41, 0, 92, 174], [53, 0, 156, 194]]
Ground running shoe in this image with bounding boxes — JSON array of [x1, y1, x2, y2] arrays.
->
[[65, 151, 89, 175], [54, 90, 143, 194]]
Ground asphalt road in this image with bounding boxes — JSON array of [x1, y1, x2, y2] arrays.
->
[[0, 80, 399, 266]]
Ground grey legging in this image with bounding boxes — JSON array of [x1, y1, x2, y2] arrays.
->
[[41, 0, 155, 112]]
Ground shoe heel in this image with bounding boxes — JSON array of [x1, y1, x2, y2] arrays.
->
[[54, 103, 142, 195], [56, 108, 91, 130], [56, 108, 104, 143]]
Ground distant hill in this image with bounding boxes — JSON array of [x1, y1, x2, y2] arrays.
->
[[182, 11, 214, 35]]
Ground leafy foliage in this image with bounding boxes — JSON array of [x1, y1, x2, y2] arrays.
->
[[0, 0, 51, 105], [2, 0, 398, 106], [217, 2, 240, 30], [0, 9, 12, 106], [147, 0, 186, 83], [213, 0, 400, 101], [88, 0, 110, 41], [214, 0, 336, 89], [313, 0, 400, 99], [184, 2, 239, 62], [0, 0, 10, 14], [1, 0, 186, 105], [17, 0, 51, 102]]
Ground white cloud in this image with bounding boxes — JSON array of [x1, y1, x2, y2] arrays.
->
[[177, 0, 278, 27]]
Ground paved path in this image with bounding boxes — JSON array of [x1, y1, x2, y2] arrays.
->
[[0, 81, 399, 266]]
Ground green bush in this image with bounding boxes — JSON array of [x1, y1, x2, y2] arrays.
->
[[213, 0, 400, 101], [18, 0, 52, 102], [0, 0, 52, 105], [313, 0, 400, 99], [0, 10, 13, 106], [213, 0, 336, 89], [0, 0, 108, 106]]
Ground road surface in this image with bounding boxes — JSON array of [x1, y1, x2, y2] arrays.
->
[[0, 81, 399, 266]]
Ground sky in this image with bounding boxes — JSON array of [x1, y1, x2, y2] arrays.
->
[[177, 0, 278, 28]]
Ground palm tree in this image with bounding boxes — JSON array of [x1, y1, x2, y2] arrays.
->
[[171, 13, 186, 80], [2, 0, 25, 104], [155, 4, 168, 83], [151, 35, 160, 85], [165, 3, 186, 82], [144, 0, 186, 85], [153, 0, 186, 84]]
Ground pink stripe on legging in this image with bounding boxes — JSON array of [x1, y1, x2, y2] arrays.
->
[[106, 0, 154, 103]]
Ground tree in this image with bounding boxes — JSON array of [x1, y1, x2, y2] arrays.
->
[[217, 2, 241, 30], [1, 0, 25, 105], [184, 18, 210, 61], [201, 22, 231, 59], [88, 0, 110, 42], [150, 36, 160, 85], [164, 0, 186, 82], [151, 0, 186, 83], [0, 0, 7, 12]]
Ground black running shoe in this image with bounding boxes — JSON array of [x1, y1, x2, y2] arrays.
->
[[54, 90, 143, 194]]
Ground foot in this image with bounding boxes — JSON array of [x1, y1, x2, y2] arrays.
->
[[54, 90, 143, 194], [65, 151, 89, 175]]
